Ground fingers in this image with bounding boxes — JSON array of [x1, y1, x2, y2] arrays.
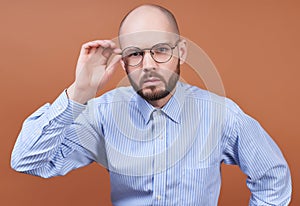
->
[[106, 55, 122, 73], [97, 55, 122, 90], [81, 40, 118, 56], [79, 40, 121, 66], [113, 48, 122, 54]]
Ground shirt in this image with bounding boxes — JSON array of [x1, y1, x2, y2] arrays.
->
[[11, 82, 292, 205]]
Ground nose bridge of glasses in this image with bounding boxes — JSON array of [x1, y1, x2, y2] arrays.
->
[[142, 48, 154, 56], [142, 49, 157, 66]]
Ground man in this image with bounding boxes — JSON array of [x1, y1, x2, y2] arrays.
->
[[11, 4, 291, 205]]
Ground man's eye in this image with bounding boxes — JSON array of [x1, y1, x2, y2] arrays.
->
[[129, 51, 142, 57], [155, 47, 170, 53]]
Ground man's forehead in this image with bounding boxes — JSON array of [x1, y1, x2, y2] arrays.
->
[[119, 31, 179, 49]]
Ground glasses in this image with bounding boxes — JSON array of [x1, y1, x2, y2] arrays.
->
[[121, 40, 180, 67]]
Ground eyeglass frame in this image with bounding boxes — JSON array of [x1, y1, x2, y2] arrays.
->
[[121, 39, 181, 67]]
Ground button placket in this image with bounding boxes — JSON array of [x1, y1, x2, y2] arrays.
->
[[152, 109, 167, 205]]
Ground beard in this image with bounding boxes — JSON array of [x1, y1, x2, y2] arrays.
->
[[126, 61, 180, 101]]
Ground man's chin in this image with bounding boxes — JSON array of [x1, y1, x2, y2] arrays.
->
[[137, 88, 170, 101]]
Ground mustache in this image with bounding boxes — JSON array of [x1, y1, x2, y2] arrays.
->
[[140, 71, 166, 84]]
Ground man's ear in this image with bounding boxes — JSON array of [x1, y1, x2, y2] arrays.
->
[[178, 39, 187, 65]]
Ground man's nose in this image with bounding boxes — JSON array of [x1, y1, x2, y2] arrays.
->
[[141, 51, 157, 71]]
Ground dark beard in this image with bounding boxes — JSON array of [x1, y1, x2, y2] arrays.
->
[[137, 85, 170, 101], [126, 61, 180, 101]]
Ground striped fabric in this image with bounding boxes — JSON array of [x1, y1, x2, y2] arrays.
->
[[11, 82, 291, 205]]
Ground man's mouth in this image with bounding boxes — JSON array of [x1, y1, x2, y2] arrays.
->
[[142, 77, 162, 87]]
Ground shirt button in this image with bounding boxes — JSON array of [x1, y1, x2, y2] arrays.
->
[[159, 136, 163, 139], [57, 105, 63, 111], [157, 195, 161, 200]]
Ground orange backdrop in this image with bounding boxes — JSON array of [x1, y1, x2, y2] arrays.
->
[[1, 1, 299, 205]]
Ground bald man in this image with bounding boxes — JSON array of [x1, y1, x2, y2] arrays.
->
[[11, 4, 291, 206]]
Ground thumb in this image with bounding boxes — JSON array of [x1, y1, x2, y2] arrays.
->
[[105, 55, 122, 77], [97, 55, 122, 90]]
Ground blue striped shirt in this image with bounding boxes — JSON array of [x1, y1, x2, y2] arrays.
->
[[11, 82, 291, 205]]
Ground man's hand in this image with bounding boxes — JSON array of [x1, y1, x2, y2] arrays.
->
[[67, 40, 122, 104]]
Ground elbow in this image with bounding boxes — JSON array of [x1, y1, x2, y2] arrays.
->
[[10, 158, 19, 172], [10, 151, 31, 173], [10, 155, 56, 179], [10, 149, 23, 172], [10, 150, 61, 179], [10, 149, 43, 175]]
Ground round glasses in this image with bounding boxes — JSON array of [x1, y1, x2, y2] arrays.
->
[[121, 41, 180, 67]]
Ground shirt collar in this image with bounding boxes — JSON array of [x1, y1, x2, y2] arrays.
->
[[135, 82, 185, 124]]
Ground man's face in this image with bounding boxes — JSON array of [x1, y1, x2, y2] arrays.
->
[[120, 32, 181, 101], [118, 7, 187, 102], [120, 22, 180, 101]]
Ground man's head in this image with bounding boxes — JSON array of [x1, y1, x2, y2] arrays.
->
[[118, 4, 187, 104], [119, 4, 180, 37]]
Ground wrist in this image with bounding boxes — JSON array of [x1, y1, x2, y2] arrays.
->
[[67, 83, 96, 104]]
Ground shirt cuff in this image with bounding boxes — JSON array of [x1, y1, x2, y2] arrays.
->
[[46, 89, 87, 125]]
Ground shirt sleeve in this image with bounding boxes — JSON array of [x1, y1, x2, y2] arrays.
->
[[222, 101, 292, 206], [11, 90, 107, 178]]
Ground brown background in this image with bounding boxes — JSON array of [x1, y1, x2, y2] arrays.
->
[[0, 0, 299, 205]]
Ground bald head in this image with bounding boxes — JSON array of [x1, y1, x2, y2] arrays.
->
[[119, 4, 180, 36]]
